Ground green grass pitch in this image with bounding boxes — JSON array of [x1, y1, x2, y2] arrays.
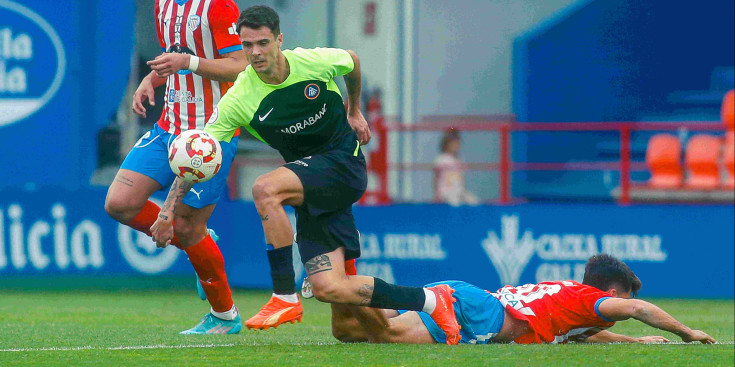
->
[[0, 277, 732, 366]]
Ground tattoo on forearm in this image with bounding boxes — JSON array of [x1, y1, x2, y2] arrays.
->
[[174, 181, 191, 204], [158, 214, 169, 221], [357, 284, 374, 306], [260, 214, 269, 221], [162, 179, 193, 214], [304, 255, 332, 276]]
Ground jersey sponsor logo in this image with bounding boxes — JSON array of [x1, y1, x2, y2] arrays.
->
[[168, 89, 203, 103], [187, 14, 201, 31], [258, 107, 274, 121], [228, 22, 237, 35], [304, 83, 320, 100], [0, 0, 66, 127], [280, 103, 327, 134], [481, 215, 668, 286]]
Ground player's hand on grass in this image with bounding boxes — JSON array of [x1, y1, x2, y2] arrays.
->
[[150, 214, 174, 248], [348, 110, 371, 146], [681, 330, 716, 344], [132, 77, 156, 118], [636, 336, 669, 344], [148, 53, 189, 78]]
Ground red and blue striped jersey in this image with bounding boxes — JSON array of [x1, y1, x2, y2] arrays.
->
[[154, 0, 241, 135]]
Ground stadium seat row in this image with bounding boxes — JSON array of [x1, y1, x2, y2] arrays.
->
[[647, 90, 734, 190]]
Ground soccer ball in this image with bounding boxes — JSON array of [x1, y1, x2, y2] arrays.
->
[[168, 129, 223, 183]]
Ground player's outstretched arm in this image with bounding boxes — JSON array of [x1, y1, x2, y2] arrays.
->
[[150, 177, 195, 248], [597, 298, 716, 344], [147, 49, 248, 82], [131, 71, 167, 118], [579, 329, 669, 344], [343, 50, 371, 146]]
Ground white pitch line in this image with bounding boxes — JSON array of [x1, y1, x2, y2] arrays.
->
[[0, 343, 237, 353], [1, 341, 732, 352]]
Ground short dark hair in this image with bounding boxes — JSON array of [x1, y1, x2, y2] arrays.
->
[[237, 5, 280, 35], [582, 254, 642, 297]]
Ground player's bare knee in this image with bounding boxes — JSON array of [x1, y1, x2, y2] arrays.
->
[[171, 216, 205, 247], [311, 281, 343, 303], [104, 194, 139, 223]]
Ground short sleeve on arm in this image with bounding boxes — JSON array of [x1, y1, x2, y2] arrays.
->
[[204, 92, 240, 143], [594, 297, 614, 322], [208, 0, 242, 55], [576, 286, 616, 326], [294, 47, 355, 79]]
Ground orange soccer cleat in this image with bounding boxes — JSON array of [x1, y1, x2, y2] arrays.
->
[[245, 295, 303, 330], [426, 284, 461, 345]]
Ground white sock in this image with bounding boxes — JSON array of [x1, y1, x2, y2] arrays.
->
[[211, 305, 238, 321], [421, 289, 437, 314], [273, 293, 299, 303]]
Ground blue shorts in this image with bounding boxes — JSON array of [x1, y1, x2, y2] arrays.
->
[[120, 124, 238, 208], [403, 281, 505, 344]]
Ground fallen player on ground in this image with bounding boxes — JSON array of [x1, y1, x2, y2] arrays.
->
[[330, 254, 716, 344]]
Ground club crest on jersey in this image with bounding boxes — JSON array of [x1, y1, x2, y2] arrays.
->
[[188, 15, 201, 31], [304, 83, 320, 100]]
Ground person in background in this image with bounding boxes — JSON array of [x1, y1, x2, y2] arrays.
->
[[433, 128, 479, 206]]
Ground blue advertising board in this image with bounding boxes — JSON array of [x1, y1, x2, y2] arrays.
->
[[1, 188, 733, 298], [1, 0, 135, 190], [350, 204, 734, 298]]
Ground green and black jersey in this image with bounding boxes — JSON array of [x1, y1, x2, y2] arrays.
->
[[204, 47, 360, 163]]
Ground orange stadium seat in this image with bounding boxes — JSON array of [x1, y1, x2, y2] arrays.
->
[[684, 134, 722, 190], [723, 131, 734, 188], [722, 89, 734, 131], [645, 134, 683, 188]]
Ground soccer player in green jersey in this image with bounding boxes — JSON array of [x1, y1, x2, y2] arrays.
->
[[152, 5, 463, 343]]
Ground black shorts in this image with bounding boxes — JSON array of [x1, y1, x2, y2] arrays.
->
[[283, 149, 367, 263]]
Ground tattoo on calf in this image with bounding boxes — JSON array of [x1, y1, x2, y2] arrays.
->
[[260, 214, 269, 221], [357, 284, 374, 306], [304, 255, 332, 275]]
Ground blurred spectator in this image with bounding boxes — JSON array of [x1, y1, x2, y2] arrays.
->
[[433, 128, 479, 206]]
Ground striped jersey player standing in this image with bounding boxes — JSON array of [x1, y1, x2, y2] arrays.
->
[[105, 0, 248, 334]]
